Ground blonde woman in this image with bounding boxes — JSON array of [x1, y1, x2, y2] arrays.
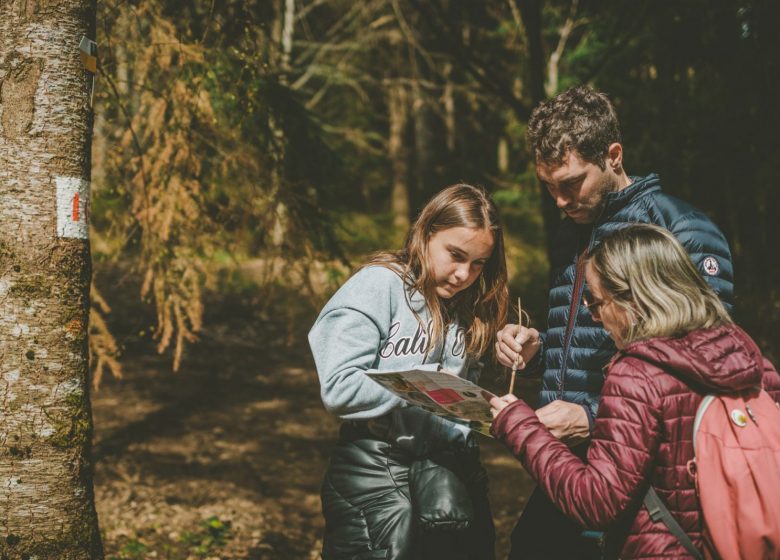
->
[[489, 224, 780, 560]]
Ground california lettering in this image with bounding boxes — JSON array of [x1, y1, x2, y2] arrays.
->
[[380, 320, 466, 359]]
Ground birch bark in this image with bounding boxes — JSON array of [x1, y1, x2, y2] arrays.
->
[[0, 0, 103, 557]]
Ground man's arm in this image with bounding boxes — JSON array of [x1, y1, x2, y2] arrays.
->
[[535, 400, 590, 446], [670, 210, 734, 310]]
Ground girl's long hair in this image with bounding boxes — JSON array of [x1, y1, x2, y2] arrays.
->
[[587, 223, 731, 345], [364, 184, 508, 358]]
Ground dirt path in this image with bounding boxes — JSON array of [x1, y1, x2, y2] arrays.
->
[[93, 326, 534, 559]]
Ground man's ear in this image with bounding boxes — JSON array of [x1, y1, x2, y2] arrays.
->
[[607, 143, 623, 172]]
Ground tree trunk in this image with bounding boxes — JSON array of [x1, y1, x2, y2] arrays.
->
[[0, 1, 103, 558], [413, 79, 434, 200], [388, 81, 410, 231], [443, 63, 456, 154], [517, 0, 559, 258], [269, 0, 295, 248]]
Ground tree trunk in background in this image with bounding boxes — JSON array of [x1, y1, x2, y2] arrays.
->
[[269, 0, 295, 247], [443, 63, 456, 154], [517, 0, 559, 259], [0, 0, 103, 558], [498, 137, 510, 174], [389, 82, 410, 230], [413, 80, 435, 201]]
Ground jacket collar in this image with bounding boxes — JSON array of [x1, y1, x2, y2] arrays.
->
[[616, 324, 764, 393], [597, 173, 661, 224]]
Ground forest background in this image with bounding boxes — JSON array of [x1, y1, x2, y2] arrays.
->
[[84, 0, 779, 558]]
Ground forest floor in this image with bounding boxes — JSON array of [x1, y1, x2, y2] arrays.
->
[[91, 287, 537, 559]]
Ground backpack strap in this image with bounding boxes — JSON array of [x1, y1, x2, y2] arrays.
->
[[644, 487, 703, 560]]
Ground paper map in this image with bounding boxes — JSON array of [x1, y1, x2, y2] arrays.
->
[[366, 368, 496, 437]]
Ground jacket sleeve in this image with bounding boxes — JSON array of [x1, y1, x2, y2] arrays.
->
[[581, 392, 600, 428], [490, 356, 663, 529], [762, 357, 780, 404], [669, 210, 734, 311], [519, 331, 546, 378]]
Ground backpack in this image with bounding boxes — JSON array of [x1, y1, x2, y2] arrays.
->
[[644, 387, 780, 560]]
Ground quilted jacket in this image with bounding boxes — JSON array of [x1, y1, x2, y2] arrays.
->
[[527, 173, 734, 423], [492, 323, 780, 559]]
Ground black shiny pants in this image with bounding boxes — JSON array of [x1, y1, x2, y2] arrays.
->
[[320, 422, 496, 560]]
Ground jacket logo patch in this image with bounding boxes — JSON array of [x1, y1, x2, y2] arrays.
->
[[703, 256, 720, 276]]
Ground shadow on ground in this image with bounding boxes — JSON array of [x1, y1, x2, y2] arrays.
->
[[93, 291, 536, 559]]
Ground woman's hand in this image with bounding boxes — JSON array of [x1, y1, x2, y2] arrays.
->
[[488, 393, 520, 418], [495, 324, 541, 370]]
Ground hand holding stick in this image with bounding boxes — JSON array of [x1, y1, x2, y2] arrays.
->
[[509, 296, 522, 395]]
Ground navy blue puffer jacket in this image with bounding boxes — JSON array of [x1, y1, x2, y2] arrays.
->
[[527, 173, 734, 423]]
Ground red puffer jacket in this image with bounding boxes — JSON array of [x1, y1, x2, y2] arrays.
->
[[491, 324, 780, 559]]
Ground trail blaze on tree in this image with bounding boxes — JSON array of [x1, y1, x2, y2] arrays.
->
[[0, 0, 103, 557]]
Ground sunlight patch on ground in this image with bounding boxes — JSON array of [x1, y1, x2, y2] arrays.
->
[[484, 453, 522, 468], [276, 420, 331, 440], [244, 398, 288, 412]]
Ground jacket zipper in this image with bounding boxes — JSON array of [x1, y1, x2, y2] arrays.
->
[[558, 228, 596, 398]]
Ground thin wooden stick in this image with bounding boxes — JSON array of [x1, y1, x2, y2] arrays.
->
[[509, 296, 522, 394]]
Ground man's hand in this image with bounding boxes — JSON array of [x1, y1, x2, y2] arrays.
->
[[535, 400, 590, 446], [495, 324, 541, 370], [487, 393, 519, 418]]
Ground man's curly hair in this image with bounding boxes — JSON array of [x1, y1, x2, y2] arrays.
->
[[526, 85, 622, 170]]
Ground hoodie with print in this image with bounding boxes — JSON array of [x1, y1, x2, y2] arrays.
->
[[309, 265, 482, 454]]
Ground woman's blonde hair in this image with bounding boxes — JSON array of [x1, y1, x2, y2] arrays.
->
[[587, 223, 731, 345], [365, 184, 508, 358]]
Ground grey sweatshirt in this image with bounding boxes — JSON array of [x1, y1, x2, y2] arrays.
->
[[308, 265, 482, 454]]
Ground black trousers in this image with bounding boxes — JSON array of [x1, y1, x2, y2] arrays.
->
[[508, 486, 602, 560], [508, 440, 602, 560], [321, 421, 496, 560]]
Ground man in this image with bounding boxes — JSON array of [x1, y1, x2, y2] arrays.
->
[[495, 85, 733, 559]]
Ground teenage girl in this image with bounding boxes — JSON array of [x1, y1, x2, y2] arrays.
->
[[309, 184, 508, 560]]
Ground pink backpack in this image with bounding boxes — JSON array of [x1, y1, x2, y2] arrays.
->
[[646, 388, 780, 559]]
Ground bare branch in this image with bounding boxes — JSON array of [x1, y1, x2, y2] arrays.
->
[[546, 0, 580, 97]]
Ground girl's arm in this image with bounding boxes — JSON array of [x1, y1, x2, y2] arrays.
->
[[309, 266, 425, 419], [490, 356, 663, 529], [309, 305, 403, 419]]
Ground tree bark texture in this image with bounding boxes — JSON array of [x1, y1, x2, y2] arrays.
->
[[0, 0, 103, 558]]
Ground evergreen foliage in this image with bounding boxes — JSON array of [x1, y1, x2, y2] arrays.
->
[[90, 0, 780, 375]]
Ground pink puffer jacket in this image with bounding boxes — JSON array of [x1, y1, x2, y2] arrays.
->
[[491, 324, 780, 559]]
